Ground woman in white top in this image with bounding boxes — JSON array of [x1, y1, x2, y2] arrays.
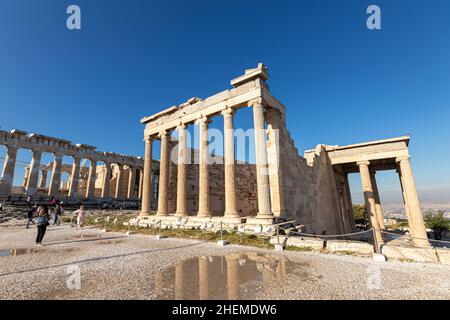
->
[[73, 205, 87, 229]]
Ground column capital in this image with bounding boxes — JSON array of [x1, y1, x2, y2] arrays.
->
[[247, 97, 264, 108], [221, 107, 235, 117], [6, 145, 18, 153], [158, 130, 169, 138], [53, 153, 64, 160], [396, 156, 411, 163], [144, 135, 156, 142], [357, 160, 371, 166], [31, 149, 42, 158], [195, 115, 212, 125], [176, 123, 187, 131]]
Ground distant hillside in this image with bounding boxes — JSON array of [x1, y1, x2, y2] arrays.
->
[[382, 202, 450, 219]]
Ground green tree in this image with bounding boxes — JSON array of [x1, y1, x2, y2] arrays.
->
[[424, 209, 449, 240], [353, 204, 369, 228]]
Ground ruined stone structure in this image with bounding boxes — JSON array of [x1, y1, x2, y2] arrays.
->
[[0, 130, 145, 202], [139, 64, 430, 247]]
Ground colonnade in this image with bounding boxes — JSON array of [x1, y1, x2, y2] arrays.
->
[[140, 99, 277, 221]]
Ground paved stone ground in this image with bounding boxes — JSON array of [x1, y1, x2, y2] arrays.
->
[[0, 222, 449, 300]]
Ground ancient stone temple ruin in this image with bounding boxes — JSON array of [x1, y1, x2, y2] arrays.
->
[[138, 64, 430, 247], [0, 130, 147, 205]]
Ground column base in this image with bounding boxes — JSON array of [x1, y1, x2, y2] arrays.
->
[[197, 212, 212, 218], [224, 212, 240, 219], [156, 212, 169, 217], [175, 212, 188, 217]]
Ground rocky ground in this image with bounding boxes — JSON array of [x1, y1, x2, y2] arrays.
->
[[0, 217, 449, 300]]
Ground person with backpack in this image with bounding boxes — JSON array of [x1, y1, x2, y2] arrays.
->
[[26, 204, 37, 229], [53, 203, 63, 225]]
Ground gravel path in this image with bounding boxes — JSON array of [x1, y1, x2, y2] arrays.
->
[[0, 223, 449, 300]]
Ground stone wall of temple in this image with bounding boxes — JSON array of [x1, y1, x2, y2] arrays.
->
[[165, 141, 258, 217]]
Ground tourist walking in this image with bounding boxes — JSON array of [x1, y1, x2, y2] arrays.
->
[[53, 203, 63, 225], [73, 205, 87, 229], [26, 204, 37, 228], [35, 206, 49, 246]]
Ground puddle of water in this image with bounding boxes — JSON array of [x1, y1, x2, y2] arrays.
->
[[0, 248, 39, 257], [153, 252, 311, 300], [72, 234, 102, 239], [99, 240, 123, 245]]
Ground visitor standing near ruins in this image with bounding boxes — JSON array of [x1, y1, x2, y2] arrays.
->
[[35, 206, 49, 246], [53, 203, 63, 225], [26, 204, 37, 229], [73, 205, 87, 229]]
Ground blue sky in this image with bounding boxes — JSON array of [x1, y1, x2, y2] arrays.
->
[[0, 0, 449, 204]]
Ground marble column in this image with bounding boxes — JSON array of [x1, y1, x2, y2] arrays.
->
[[138, 168, 144, 200], [198, 256, 209, 300], [25, 150, 42, 195], [222, 108, 239, 218], [0, 145, 18, 196], [196, 117, 212, 217], [48, 153, 63, 196], [343, 173, 356, 231], [175, 124, 188, 217], [101, 163, 111, 198], [357, 161, 384, 247], [251, 101, 273, 219], [114, 164, 123, 199], [127, 166, 136, 199], [141, 137, 154, 215], [68, 157, 81, 198], [157, 131, 170, 216], [22, 167, 30, 187], [397, 157, 430, 247], [39, 170, 48, 188], [85, 159, 97, 198], [370, 171, 386, 230]]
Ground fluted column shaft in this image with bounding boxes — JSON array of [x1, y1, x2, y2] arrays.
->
[[252, 102, 273, 218], [101, 163, 111, 198], [138, 169, 144, 199], [39, 170, 48, 188], [48, 154, 63, 196], [68, 157, 81, 198], [141, 137, 154, 215], [85, 159, 97, 198], [157, 132, 170, 216], [175, 124, 188, 217], [370, 171, 385, 230], [115, 164, 123, 199], [26, 150, 42, 195], [397, 157, 430, 247], [358, 161, 384, 247], [226, 256, 239, 300], [198, 257, 209, 300], [127, 166, 136, 199], [222, 108, 239, 218], [197, 117, 211, 217], [0, 145, 18, 196]]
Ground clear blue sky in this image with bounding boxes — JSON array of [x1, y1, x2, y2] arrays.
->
[[0, 0, 449, 204]]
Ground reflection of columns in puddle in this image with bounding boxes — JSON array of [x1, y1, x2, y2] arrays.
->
[[154, 272, 164, 299], [175, 261, 185, 300], [226, 255, 239, 300], [198, 257, 209, 300]]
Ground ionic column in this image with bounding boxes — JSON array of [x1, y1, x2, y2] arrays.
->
[[85, 159, 97, 198], [138, 169, 144, 199], [370, 171, 386, 230], [141, 137, 154, 215], [68, 157, 81, 198], [198, 256, 209, 300], [196, 117, 212, 217], [0, 145, 18, 196], [251, 100, 273, 219], [397, 157, 430, 247], [25, 150, 42, 195], [127, 166, 136, 199], [175, 124, 188, 217], [157, 131, 170, 216], [48, 153, 63, 196], [101, 163, 111, 198], [115, 164, 123, 199], [357, 161, 384, 247], [39, 170, 48, 188], [221, 108, 239, 218], [343, 173, 356, 231]]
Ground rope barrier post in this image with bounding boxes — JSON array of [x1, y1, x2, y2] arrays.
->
[[156, 220, 165, 240], [217, 221, 228, 246], [274, 224, 284, 252]]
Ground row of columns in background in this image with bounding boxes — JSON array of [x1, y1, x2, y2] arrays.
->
[[0, 145, 143, 199], [358, 157, 430, 247], [140, 101, 276, 219]]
